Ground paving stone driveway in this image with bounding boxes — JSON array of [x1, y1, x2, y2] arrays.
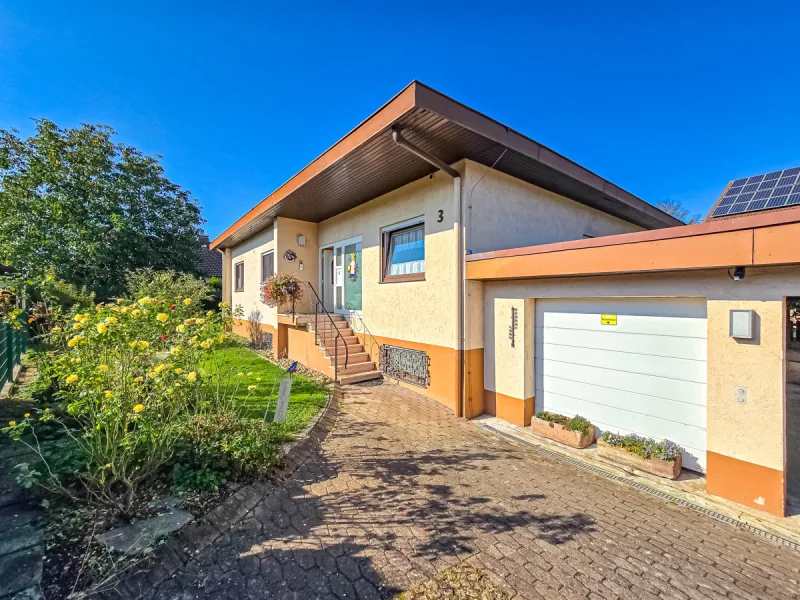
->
[[155, 384, 800, 600]]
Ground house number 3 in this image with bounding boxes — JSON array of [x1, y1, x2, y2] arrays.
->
[[437, 210, 444, 223]]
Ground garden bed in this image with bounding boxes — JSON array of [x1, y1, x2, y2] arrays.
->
[[531, 412, 595, 449], [597, 434, 682, 479]]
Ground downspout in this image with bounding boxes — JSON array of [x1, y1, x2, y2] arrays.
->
[[392, 128, 465, 418]]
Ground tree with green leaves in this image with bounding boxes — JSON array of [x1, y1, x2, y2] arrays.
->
[[656, 199, 702, 224], [0, 119, 204, 298]]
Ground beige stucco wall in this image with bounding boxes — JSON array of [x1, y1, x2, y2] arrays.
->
[[481, 266, 800, 471], [464, 161, 643, 254], [230, 226, 277, 327], [317, 166, 461, 349], [490, 298, 534, 400], [707, 299, 785, 471], [275, 217, 319, 305]]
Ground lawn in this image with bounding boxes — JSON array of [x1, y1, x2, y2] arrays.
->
[[203, 343, 330, 438]]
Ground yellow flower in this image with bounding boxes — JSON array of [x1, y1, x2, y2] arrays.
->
[[134, 376, 144, 383], [183, 318, 194, 326], [96, 303, 104, 311], [46, 274, 54, 281], [104, 390, 113, 398], [196, 318, 205, 325], [176, 324, 186, 334], [170, 347, 181, 356], [131, 309, 142, 318], [247, 385, 256, 391], [219, 302, 229, 308], [98, 364, 109, 372], [156, 313, 169, 323], [73, 314, 83, 322], [67, 336, 80, 348], [105, 463, 111, 468], [129, 341, 138, 349], [206, 311, 213, 317], [138, 341, 149, 349], [51, 327, 62, 333], [138, 297, 152, 305], [246, 372, 253, 376], [70, 357, 81, 364], [72, 323, 83, 331], [174, 382, 181, 388], [183, 298, 192, 305], [155, 363, 166, 373], [189, 336, 198, 345], [24, 413, 30, 418], [186, 371, 197, 382], [237, 372, 244, 377], [218, 334, 226, 343], [147, 371, 156, 379], [200, 341, 210, 349], [65, 374, 79, 385], [174, 368, 183, 374], [96, 323, 108, 334], [9, 421, 16, 427], [256, 377, 262, 382], [105, 317, 118, 325], [133, 404, 144, 412], [120, 306, 130, 314], [167, 388, 174, 394]]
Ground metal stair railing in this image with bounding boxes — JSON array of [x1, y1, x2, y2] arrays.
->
[[302, 282, 349, 381], [348, 313, 382, 372]]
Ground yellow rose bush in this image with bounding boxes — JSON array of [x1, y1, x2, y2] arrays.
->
[[3, 294, 248, 515]]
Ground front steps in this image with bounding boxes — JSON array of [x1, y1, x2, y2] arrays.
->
[[308, 315, 382, 384]]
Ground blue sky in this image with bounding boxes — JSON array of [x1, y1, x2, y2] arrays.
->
[[2, 1, 799, 237]]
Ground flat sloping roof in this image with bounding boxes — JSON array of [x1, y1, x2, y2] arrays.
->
[[466, 206, 800, 281], [212, 81, 681, 249]]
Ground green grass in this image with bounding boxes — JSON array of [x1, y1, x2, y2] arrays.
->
[[203, 343, 330, 438]]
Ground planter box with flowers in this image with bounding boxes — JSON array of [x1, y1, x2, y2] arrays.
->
[[597, 432, 682, 479], [531, 412, 595, 449]]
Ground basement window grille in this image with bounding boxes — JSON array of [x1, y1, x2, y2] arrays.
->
[[261, 332, 273, 352], [380, 344, 429, 387]]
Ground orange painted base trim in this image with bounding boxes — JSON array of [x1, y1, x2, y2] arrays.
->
[[706, 451, 785, 517], [464, 348, 485, 419], [483, 390, 534, 427], [232, 319, 280, 359]]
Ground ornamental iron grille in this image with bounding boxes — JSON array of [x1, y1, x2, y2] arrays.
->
[[261, 332, 273, 352], [380, 344, 430, 387]]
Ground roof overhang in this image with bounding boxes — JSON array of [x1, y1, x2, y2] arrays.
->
[[212, 81, 681, 250], [466, 206, 800, 281]]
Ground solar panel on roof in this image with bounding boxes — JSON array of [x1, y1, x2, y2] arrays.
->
[[713, 166, 800, 217]]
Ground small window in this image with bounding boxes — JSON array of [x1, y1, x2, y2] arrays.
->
[[261, 251, 274, 282], [234, 262, 244, 292], [381, 221, 425, 283]]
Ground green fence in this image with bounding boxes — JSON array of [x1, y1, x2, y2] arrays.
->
[[0, 322, 27, 390]]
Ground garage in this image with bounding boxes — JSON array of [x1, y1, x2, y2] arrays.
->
[[534, 297, 708, 472]]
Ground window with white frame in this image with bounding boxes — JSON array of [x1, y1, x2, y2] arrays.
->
[[234, 261, 244, 292], [381, 218, 425, 282]]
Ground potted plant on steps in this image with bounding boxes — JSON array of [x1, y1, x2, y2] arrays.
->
[[597, 432, 683, 479], [531, 412, 596, 449]]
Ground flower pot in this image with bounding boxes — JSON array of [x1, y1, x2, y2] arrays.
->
[[597, 438, 682, 479], [531, 416, 595, 449]]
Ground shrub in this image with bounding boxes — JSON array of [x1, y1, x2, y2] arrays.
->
[[600, 431, 682, 461], [2, 293, 250, 515], [260, 273, 304, 311], [171, 464, 223, 492], [535, 411, 592, 435], [125, 268, 211, 307]]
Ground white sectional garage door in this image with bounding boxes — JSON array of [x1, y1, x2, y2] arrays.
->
[[534, 298, 707, 472]]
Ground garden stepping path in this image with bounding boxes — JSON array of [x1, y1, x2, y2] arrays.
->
[[0, 389, 44, 600]]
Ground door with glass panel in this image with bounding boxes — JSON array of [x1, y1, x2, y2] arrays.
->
[[331, 236, 362, 315]]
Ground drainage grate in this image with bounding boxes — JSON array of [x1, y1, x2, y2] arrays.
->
[[479, 424, 800, 552]]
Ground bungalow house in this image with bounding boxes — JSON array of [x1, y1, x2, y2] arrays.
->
[[211, 80, 678, 403], [212, 81, 800, 517]]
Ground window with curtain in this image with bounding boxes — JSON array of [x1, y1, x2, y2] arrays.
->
[[234, 262, 244, 292], [261, 251, 274, 282], [382, 222, 425, 282]]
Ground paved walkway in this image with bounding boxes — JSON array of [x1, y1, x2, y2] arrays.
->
[[152, 383, 800, 600], [0, 386, 44, 600]]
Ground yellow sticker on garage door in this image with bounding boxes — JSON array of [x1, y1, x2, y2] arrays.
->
[[600, 314, 617, 325]]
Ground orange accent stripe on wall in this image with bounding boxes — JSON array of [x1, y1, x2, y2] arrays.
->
[[706, 451, 785, 517], [483, 390, 534, 427]]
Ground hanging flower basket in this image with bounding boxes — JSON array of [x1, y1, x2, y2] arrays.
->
[[261, 273, 304, 312]]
